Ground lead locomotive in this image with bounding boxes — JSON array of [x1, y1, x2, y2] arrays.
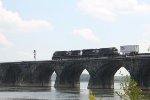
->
[[52, 47, 119, 60]]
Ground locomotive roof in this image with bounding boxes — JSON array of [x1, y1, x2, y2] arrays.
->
[[70, 50, 81, 51], [82, 47, 117, 50], [54, 51, 68, 52], [54, 47, 118, 52], [54, 50, 80, 52]]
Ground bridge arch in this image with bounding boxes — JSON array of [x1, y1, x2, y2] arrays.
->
[[114, 67, 130, 87], [31, 62, 55, 86], [54, 61, 85, 88], [114, 67, 130, 76], [86, 60, 124, 89], [122, 59, 150, 89], [142, 67, 150, 87], [140, 62, 150, 88]]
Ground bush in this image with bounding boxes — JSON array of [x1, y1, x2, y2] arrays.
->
[[115, 79, 145, 100], [89, 91, 96, 100], [89, 91, 102, 100], [89, 77, 149, 100]]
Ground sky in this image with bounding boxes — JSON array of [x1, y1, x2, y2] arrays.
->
[[0, 0, 150, 75]]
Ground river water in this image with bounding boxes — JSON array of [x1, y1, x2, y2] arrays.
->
[[0, 82, 122, 100]]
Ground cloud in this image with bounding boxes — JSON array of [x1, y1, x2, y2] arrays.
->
[[0, 0, 53, 48], [16, 51, 33, 61], [145, 24, 150, 29], [0, 33, 13, 47], [72, 28, 100, 43], [142, 25, 150, 42], [137, 25, 150, 53], [139, 40, 150, 53], [78, 0, 150, 22], [0, 0, 53, 33]]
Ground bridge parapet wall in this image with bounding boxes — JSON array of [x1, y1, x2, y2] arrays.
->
[[0, 61, 54, 87]]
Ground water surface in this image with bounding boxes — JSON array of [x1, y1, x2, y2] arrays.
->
[[0, 82, 122, 100]]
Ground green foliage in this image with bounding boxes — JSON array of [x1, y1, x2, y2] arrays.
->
[[89, 91, 102, 100], [89, 75, 150, 100], [89, 91, 96, 100], [115, 79, 145, 100], [99, 97, 102, 100]]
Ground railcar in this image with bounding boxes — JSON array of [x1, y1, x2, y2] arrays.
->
[[82, 49, 99, 57], [52, 50, 81, 60], [52, 51, 68, 60], [52, 47, 119, 60], [70, 50, 81, 56], [136, 53, 150, 57], [82, 47, 119, 57], [98, 47, 119, 56]]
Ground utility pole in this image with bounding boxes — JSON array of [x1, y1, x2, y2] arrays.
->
[[33, 50, 36, 61]]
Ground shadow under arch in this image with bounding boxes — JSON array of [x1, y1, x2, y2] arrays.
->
[[141, 65, 150, 88], [138, 61, 150, 89], [86, 60, 124, 89], [31, 62, 55, 87], [123, 59, 150, 89], [54, 61, 85, 88]]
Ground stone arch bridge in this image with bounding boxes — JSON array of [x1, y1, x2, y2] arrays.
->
[[0, 56, 150, 89]]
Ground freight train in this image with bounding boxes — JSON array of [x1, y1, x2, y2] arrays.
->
[[52, 47, 119, 60]]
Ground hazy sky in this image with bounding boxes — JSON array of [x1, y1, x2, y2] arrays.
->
[[0, 0, 150, 64]]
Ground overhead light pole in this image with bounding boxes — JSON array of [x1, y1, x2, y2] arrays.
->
[[33, 50, 36, 61]]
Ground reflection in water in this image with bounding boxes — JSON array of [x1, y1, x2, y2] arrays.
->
[[55, 88, 80, 94], [0, 82, 122, 100], [54, 88, 81, 100], [89, 89, 114, 97], [0, 86, 51, 92]]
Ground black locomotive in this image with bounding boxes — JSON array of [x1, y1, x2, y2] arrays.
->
[[82, 47, 119, 57], [52, 47, 119, 60], [52, 50, 81, 60]]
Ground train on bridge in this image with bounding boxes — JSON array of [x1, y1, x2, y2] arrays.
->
[[52, 45, 150, 60], [52, 47, 119, 60]]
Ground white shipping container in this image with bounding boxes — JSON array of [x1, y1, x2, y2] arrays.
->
[[120, 45, 139, 54]]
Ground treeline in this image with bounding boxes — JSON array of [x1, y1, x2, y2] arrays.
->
[[51, 74, 130, 82]]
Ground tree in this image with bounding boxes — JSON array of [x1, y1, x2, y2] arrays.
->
[[115, 79, 145, 100], [89, 91, 96, 100], [89, 91, 102, 100]]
